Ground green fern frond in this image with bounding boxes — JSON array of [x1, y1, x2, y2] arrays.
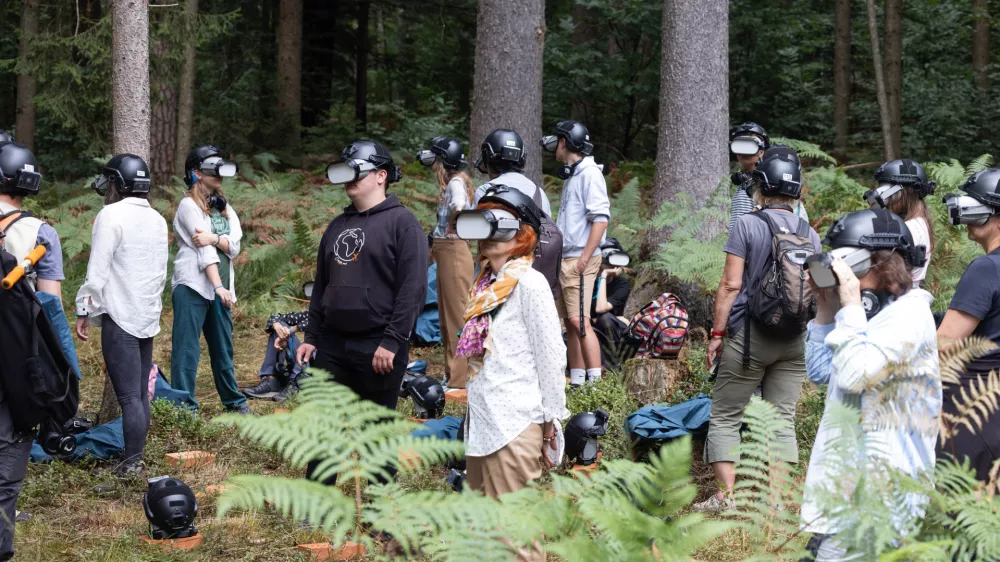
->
[[772, 136, 837, 165], [292, 208, 319, 261], [965, 154, 995, 177]]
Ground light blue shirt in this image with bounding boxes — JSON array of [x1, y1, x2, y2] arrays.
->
[[555, 157, 610, 258], [801, 289, 941, 535]]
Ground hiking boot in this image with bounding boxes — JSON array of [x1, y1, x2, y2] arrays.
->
[[244, 376, 284, 400], [225, 404, 254, 416], [273, 379, 299, 403], [691, 494, 735, 513]]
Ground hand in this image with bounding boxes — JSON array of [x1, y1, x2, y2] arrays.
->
[[215, 286, 234, 308], [75, 316, 89, 341], [372, 346, 396, 375], [296, 343, 316, 366], [273, 322, 291, 341], [830, 258, 862, 308], [574, 258, 588, 276], [192, 227, 219, 248], [706, 336, 724, 370], [609, 267, 623, 277], [541, 423, 557, 468], [274, 336, 288, 351], [808, 274, 838, 324]]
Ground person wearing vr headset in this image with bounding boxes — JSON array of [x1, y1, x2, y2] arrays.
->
[[170, 145, 248, 414], [591, 238, 632, 370], [728, 123, 808, 231], [453, 185, 568, 505], [74, 155, 168, 479], [800, 209, 939, 561], [696, 146, 821, 513], [0, 140, 63, 560], [937, 168, 1000, 481], [472, 129, 552, 217], [417, 136, 475, 389], [541, 120, 611, 386], [864, 159, 936, 286]]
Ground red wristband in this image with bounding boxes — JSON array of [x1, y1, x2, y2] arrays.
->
[[711, 329, 726, 338]]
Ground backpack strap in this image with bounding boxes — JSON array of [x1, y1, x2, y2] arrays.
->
[[0, 210, 29, 239]]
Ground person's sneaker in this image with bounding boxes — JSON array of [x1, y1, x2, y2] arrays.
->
[[225, 404, 254, 416], [244, 376, 284, 400], [691, 494, 735, 513], [14, 510, 32, 522], [117, 461, 147, 480], [273, 380, 299, 403]]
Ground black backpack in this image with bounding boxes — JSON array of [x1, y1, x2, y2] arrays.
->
[[530, 184, 564, 302], [0, 211, 78, 433], [743, 206, 817, 368]]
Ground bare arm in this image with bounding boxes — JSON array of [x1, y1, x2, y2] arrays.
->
[[594, 271, 613, 314], [711, 254, 745, 334], [36, 279, 62, 301], [938, 309, 981, 341]]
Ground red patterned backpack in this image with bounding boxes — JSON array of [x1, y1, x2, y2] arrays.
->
[[622, 293, 689, 360]]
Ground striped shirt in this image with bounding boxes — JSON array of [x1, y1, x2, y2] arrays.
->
[[728, 184, 810, 232]]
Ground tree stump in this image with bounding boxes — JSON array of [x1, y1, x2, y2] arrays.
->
[[622, 352, 690, 405]]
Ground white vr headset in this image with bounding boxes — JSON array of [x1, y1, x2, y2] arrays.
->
[[601, 248, 630, 267], [198, 156, 237, 179], [327, 159, 379, 184], [864, 182, 904, 208], [943, 193, 997, 225], [455, 208, 523, 241], [730, 136, 764, 156], [805, 247, 873, 288]]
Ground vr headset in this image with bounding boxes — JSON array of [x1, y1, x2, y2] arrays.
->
[[601, 246, 630, 267], [539, 135, 560, 153], [455, 208, 522, 241], [91, 170, 151, 197], [805, 247, 873, 288], [3, 164, 41, 194], [863, 182, 904, 209], [197, 156, 237, 179], [474, 143, 523, 175], [730, 136, 765, 156], [415, 150, 437, 167], [943, 193, 997, 225]]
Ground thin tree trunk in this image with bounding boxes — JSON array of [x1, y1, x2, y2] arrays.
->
[[149, 21, 178, 191], [570, 1, 594, 122], [174, 0, 199, 176], [469, 0, 546, 187], [974, 0, 990, 91], [866, 0, 896, 161], [644, 0, 729, 256], [277, 0, 303, 145], [355, 0, 370, 126], [15, 0, 40, 152], [883, 0, 902, 157], [833, 0, 851, 156]]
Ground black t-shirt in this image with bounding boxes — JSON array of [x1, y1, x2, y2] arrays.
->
[[592, 275, 631, 318], [949, 248, 1000, 371]]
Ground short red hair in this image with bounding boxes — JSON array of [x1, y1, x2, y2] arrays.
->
[[477, 202, 538, 260]]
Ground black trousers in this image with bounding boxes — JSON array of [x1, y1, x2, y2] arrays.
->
[[0, 400, 32, 562], [938, 372, 1000, 482], [305, 332, 408, 486]]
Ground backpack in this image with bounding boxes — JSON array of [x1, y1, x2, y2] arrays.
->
[[743, 207, 816, 367], [0, 210, 78, 433], [621, 293, 690, 361], [530, 184, 564, 302]]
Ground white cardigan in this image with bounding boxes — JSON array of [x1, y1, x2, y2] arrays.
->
[[171, 197, 242, 301]]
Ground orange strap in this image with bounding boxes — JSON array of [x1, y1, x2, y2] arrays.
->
[[0, 211, 23, 235]]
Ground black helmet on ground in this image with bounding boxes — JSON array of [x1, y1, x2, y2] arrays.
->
[[417, 136, 466, 170], [328, 140, 402, 185], [142, 477, 198, 540], [540, 120, 594, 155], [455, 184, 543, 242], [184, 144, 237, 188], [473, 129, 526, 175], [942, 168, 1000, 225], [865, 159, 936, 207], [730, 122, 770, 155], [752, 146, 802, 199], [400, 374, 445, 419], [0, 142, 41, 196], [565, 409, 610, 466], [92, 154, 151, 197]]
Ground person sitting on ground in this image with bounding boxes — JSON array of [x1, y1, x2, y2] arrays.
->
[[800, 209, 939, 560], [591, 238, 631, 371], [243, 310, 308, 402]]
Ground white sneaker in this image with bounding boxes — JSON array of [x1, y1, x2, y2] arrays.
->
[[691, 494, 735, 513]]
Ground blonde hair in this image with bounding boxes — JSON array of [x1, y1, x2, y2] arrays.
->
[[753, 190, 797, 208], [185, 180, 229, 218], [433, 160, 474, 204]]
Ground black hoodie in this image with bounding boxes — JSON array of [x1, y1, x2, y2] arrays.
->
[[304, 194, 429, 354]]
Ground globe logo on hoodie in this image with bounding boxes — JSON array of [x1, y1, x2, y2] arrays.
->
[[334, 228, 365, 265]]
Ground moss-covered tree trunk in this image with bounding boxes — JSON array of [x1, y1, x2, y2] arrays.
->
[[15, 0, 39, 152], [833, 0, 851, 157], [468, 0, 546, 187], [174, 0, 199, 176], [277, 0, 303, 145], [644, 0, 728, 258]]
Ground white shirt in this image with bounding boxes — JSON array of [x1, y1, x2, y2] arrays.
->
[[75, 198, 169, 338], [171, 197, 242, 302], [906, 217, 930, 286], [802, 289, 941, 535], [556, 157, 610, 258], [465, 268, 570, 457], [473, 172, 553, 218]]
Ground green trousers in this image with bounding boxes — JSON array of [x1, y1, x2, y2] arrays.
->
[[170, 284, 246, 408]]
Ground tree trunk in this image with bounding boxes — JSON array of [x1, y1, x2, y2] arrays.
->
[[174, 0, 199, 176], [355, 0, 370, 126], [277, 0, 303, 145], [469, 0, 546, 187], [645, 0, 728, 256], [570, 1, 594, 122], [15, 0, 39, 152], [883, 0, 902, 158], [301, 0, 337, 128], [833, 0, 851, 157], [112, 0, 151, 162], [866, 0, 896, 161], [974, 0, 990, 91], [149, 21, 178, 191]]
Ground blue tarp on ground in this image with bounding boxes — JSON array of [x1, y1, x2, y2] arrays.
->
[[415, 263, 441, 345], [37, 291, 81, 380], [411, 416, 461, 440], [30, 373, 197, 463], [624, 394, 712, 442]]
